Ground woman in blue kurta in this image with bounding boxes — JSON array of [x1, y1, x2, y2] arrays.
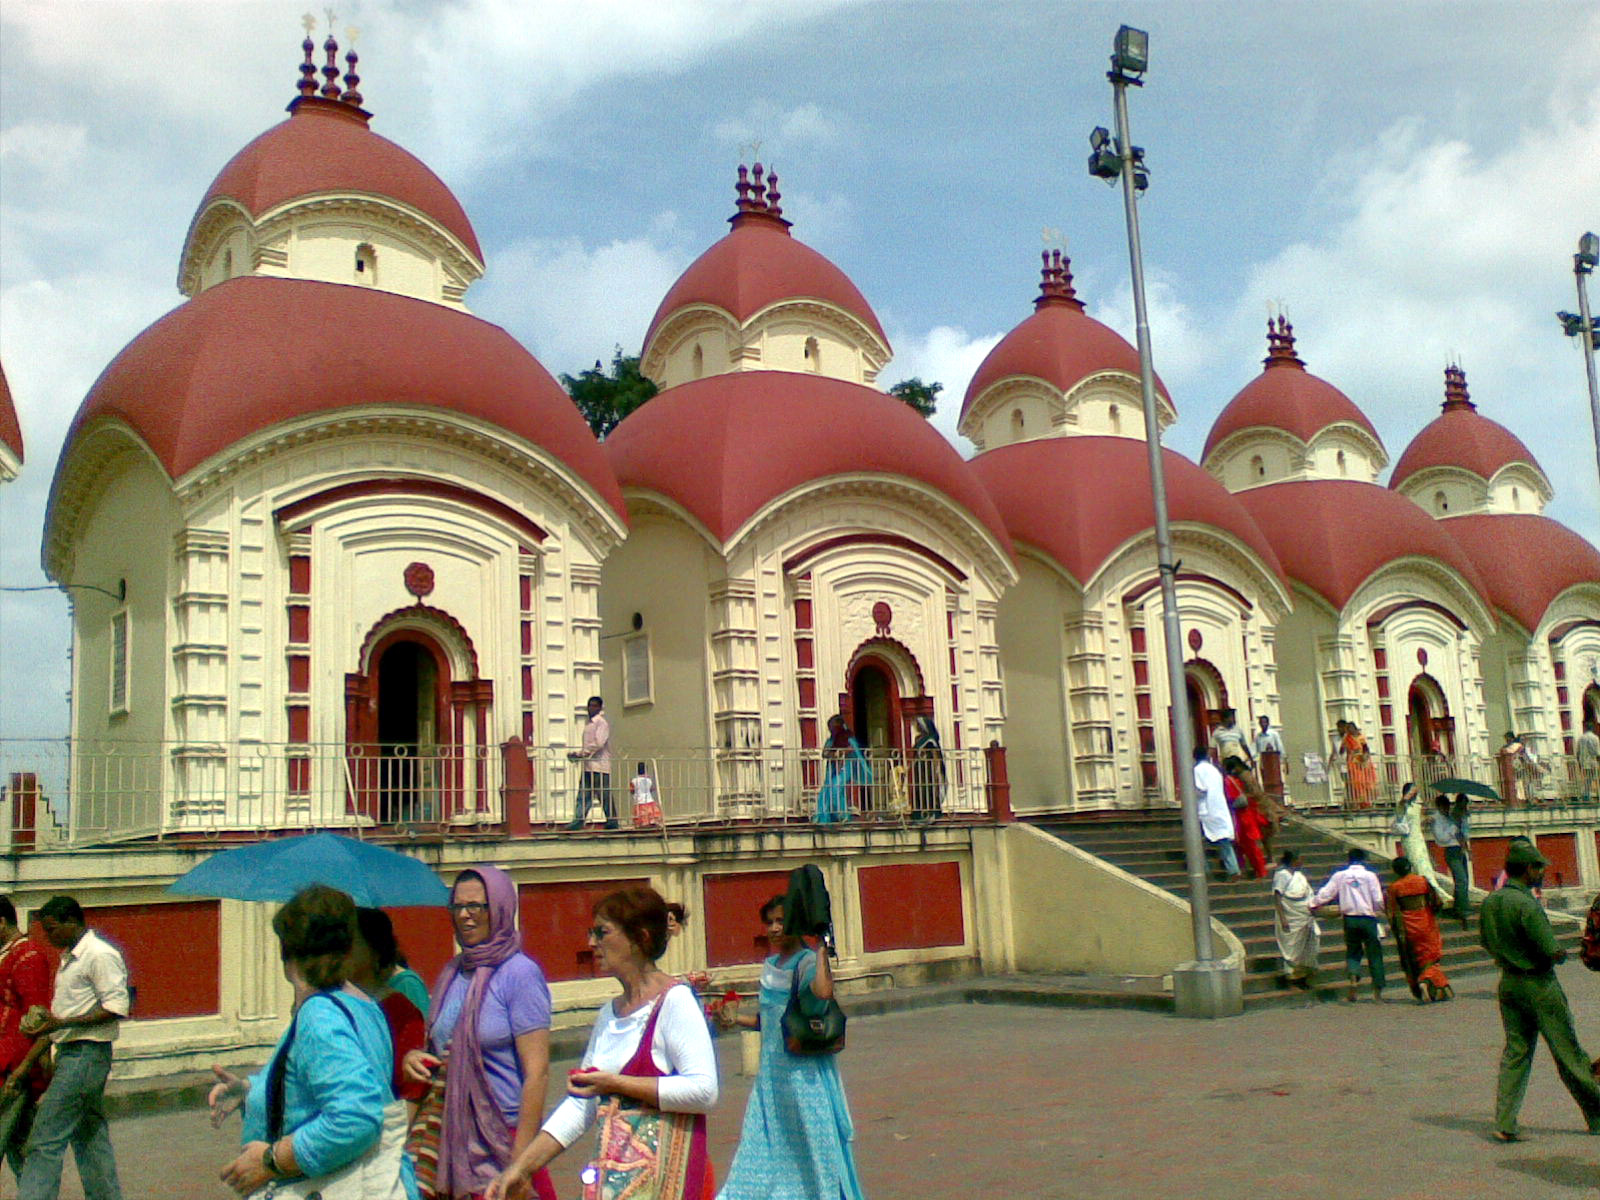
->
[[209, 884, 414, 1200], [716, 895, 864, 1200], [815, 715, 870, 824]]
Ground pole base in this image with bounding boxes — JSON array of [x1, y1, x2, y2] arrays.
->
[[1172, 959, 1244, 1019]]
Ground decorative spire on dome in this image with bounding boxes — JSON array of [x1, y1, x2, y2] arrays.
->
[[1034, 249, 1084, 311], [1263, 314, 1304, 370], [288, 14, 370, 120], [1442, 362, 1475, 412], [729, 162, 792, 232]]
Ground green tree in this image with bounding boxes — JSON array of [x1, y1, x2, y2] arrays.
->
[[888, 377, 942, 418], [561, 349, 659, 438]]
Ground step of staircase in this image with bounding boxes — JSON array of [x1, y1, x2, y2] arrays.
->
[[1028, 812, 1580, 1010]]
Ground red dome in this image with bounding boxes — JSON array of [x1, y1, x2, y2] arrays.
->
[[59, 275, 623, 518], [642, 175, 886, 352], [0, 360, 20, 465], [605, 372, 1010, 553], [192, 99, 482, 261], [961, 252, 1169, 424], [967, 437, 1284, 588], [1233, 480, 1489, 614], [1204, 319, 1380, 459], [1436, 514, 1600, 633], [1390, 369, 1542, 489]]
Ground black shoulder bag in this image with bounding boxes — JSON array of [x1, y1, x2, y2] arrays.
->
[[780, 950, 846, 1056]]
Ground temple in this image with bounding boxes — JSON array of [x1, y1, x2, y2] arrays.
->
[[4, 36, 1598, 1074]]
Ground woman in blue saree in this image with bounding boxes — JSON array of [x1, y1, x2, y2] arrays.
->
[[815, 715, 869, 824]]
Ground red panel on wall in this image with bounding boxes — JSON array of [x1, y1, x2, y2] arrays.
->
[[1536, 834, 1580, 889], [858, 862, 965, 952], [703, 871, 791, 968], [82, 901, 221, 1019], [519, 879, 650, 982], [1468, 836, 1515, 889], [387, 905, 458, 991]]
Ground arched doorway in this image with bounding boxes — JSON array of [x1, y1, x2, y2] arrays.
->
[[1406, 673, 1455, 788], [848, 656, 902, 752], [368, 631, 451, 824], [1179, 659, 1227, 762]]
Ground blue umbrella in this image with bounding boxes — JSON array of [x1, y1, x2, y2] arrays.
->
[[168, 832, 450, 907]]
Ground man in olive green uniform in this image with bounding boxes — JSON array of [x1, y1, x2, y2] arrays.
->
[[1478, 840, 1600, 1141]]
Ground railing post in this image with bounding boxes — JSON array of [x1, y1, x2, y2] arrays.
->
[[502, 739, 533, 837], [983, 742, 1012, 823]]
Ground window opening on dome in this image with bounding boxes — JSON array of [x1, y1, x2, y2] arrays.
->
[[1011, 409, 1025, 437], [1434, 491, 1449, 515], [223, 248, 234, 277], [1336, 449, 1347, 475], [1511, 486, 1520, 509], [109, 608, 130, 717], [355, 243, 377, 284], [804, 336, 820, 373], [1109, 404, 1122, 434], [1250, 454, 1265, 479], [692, 344, 704, 380]]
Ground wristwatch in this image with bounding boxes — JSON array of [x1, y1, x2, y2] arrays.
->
[[262, 1141, 282, 1177]]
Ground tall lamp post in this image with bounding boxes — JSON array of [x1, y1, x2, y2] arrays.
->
[[1088, 26, 1241, 1017], [1557, 232, 1600, 491]]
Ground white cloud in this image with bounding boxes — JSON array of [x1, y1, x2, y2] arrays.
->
[[1092, 270, 1217, 408], [881, 325, 1004, 455], [712, 100, 844, 154], [473, 233, 691, 377]]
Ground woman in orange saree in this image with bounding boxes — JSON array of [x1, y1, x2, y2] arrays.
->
[[1385, 856, 1452, 1002], [1342, 724, 1378, 809]]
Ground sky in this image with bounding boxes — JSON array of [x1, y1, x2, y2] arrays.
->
[[1, 0, 1598, 743]]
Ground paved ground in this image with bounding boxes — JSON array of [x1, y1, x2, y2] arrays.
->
[[12, 962, 1600, 1199]]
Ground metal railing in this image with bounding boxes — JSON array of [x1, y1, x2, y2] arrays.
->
[[0, 739, 998, 850], [1280, 750, 1600, 812]]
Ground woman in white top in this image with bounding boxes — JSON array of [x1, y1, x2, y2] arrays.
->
[[485, 887, 718, 1200], [1272, 850, 1321, 990]]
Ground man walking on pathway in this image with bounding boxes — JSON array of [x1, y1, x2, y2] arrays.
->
[[1478, 841, 1600, 1141], [1193, 747, 1240, 879], [1312, 848, 1388, 1003], [1432, 794, 1473, 926], [566, 694, 615, 829], [19, 896, 128, 1200]]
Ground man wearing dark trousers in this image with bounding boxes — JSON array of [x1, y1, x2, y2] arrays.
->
[[1312, 847, 1388, 1003], [20, 896, 128, 1200], [1432, 794, 1473, 925], [1478, 841, 1600, 1141]]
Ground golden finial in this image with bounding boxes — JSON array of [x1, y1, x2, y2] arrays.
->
[[302, 11, 317, 35], [346, 25, 360, 46]]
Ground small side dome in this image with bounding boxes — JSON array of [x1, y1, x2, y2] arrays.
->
[[178, 29, 483, 306], [641, 165, 890, 390], [959, 250, 1173, 452], [1390, 365, 1550, 516], [0, 359, 22, 481], [1203, 316, 1386, 489]]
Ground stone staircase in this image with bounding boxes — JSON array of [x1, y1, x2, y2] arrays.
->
[[1028, 811, 1575, 1009]]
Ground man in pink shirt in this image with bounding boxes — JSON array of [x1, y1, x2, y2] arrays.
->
[[1313, 847, 1389, 1003], [566, 695, 615, 830]]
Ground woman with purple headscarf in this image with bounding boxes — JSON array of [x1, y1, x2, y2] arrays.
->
[[402, 866, 556, 1200]]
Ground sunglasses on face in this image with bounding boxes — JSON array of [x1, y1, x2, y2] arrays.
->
[[450, 902, 489, 917]]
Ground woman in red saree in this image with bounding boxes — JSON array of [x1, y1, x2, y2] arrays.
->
[[1385, 856, 1452, 1002], [1341, 722, 1378, 809]]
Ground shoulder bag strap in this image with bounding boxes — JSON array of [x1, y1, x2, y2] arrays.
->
[[267, 991, 362, 1141]]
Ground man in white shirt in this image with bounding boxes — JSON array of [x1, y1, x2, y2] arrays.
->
[[1576, 719, 1600, 802], [1312, 848, 1389, 1003], [566, 695, 616, 830], [1431, 794, 1473, 924], [19, 896, 127, 1200], [1192, 747, 1240, 879]]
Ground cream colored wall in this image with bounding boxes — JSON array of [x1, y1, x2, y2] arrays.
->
[[1271, 592, 1336, 773], [67, 451, 179, 749], [965, 373, 1163, 453], [1002, 823, 1242, 975], [994, 558, 1072, 812], [1304, 427, 1382, 482], [598, 512, 715, 752], [977, 389, 1054, 450], [1068, 380, 1150, 439], [1477, 627, 1519, 743], [1207, 434, 1302, 492], [645, 302, 889, 391], [1398, 469, 1483, 517], [1485, 465, 1550, 515]]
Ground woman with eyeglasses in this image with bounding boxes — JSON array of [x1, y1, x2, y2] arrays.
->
[[484, 886, 718, 1200], [401, 866, 556, 1200]]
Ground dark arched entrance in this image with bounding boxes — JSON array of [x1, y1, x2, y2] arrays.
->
[[1584, 684, 1600, 730], [848, 656, 902, 751]]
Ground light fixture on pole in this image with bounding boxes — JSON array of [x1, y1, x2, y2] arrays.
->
[[1088, 25, 1241, 1018], [1557, 231, 1600, 492]]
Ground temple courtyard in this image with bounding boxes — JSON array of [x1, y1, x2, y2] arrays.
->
[[22, 961, 1600, 1199]]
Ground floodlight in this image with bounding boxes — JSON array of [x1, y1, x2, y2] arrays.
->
[[1579, 232, 1599, 271], [1113, 26, 1149, 76]]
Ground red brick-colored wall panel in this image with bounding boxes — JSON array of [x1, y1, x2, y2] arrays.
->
[[80, 901, 220, 1019], [387, 905, 458, 992], [703, 871, 791, 968], [1468, 836, 1515, 889], [858, 862, 965, 952], [1536, 834, 1580, 889], [519, 879, 650, 982]]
